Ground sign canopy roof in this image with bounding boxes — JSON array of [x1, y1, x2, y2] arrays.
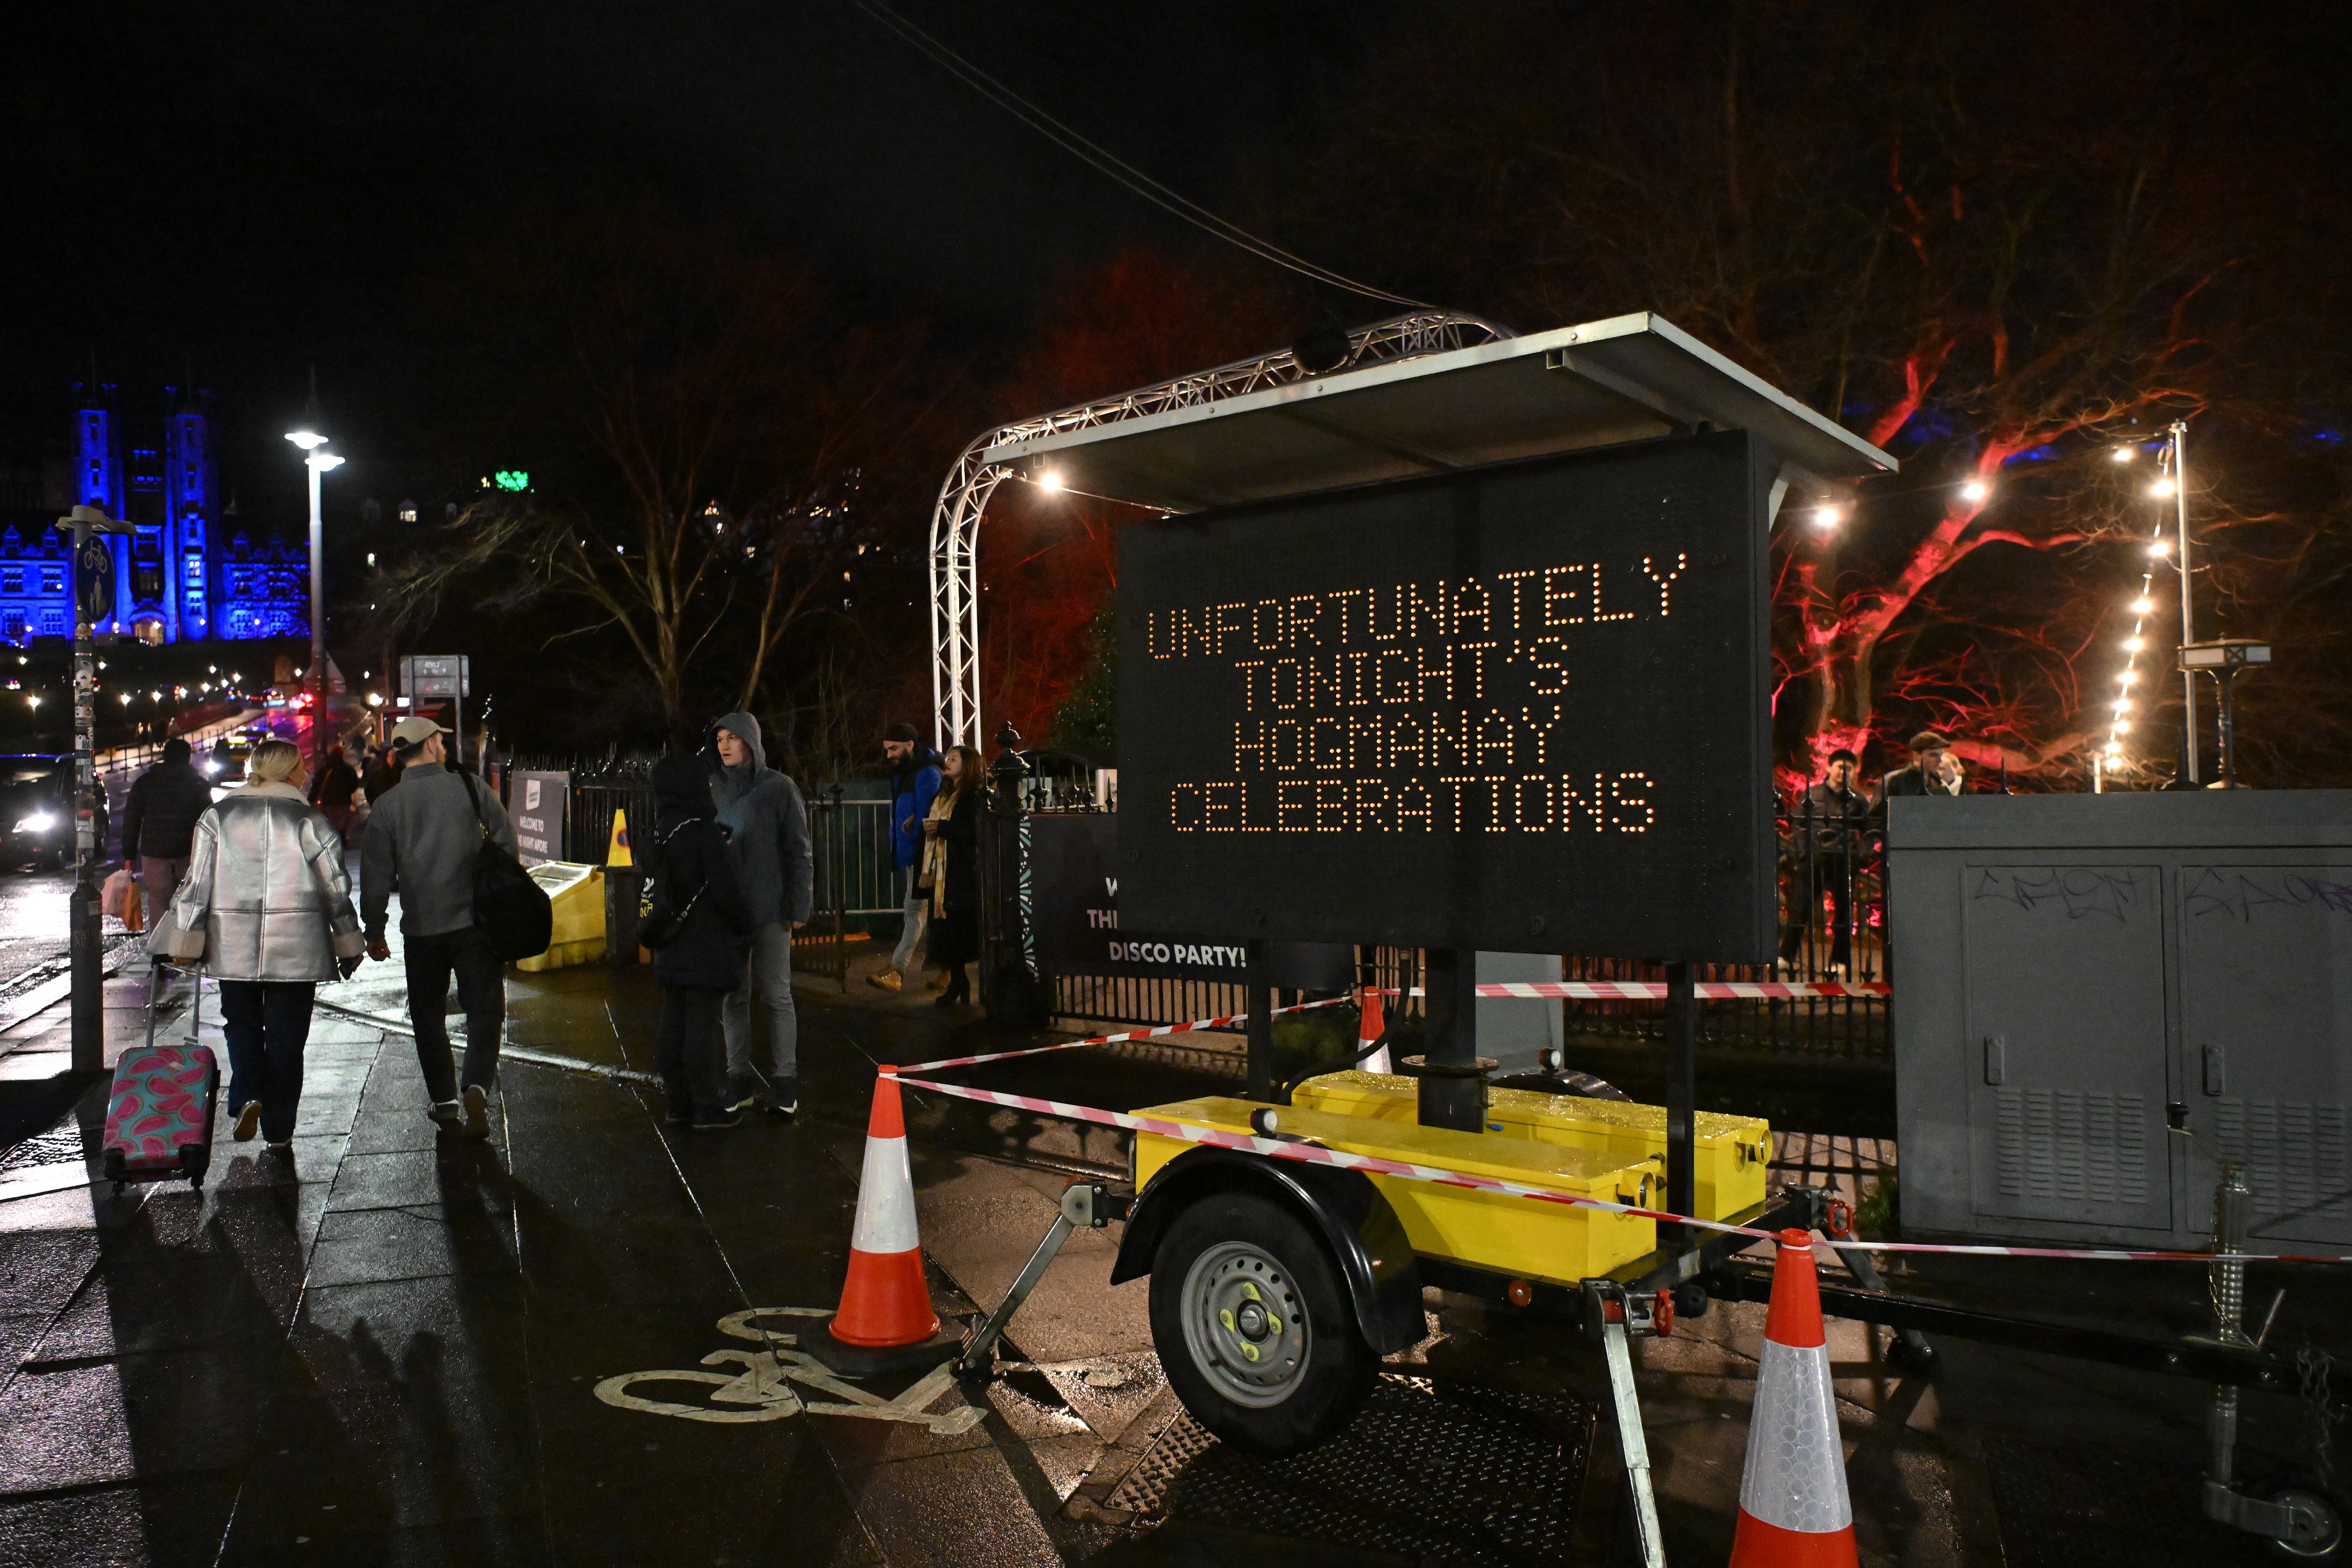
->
[[983, 312, 1896, 514]]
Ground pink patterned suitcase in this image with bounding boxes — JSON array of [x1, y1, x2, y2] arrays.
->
[[102, 1041, 219, 1192]]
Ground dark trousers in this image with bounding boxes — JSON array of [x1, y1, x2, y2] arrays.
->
[[219, 980, 316, 1143], [405, 927, 506, 1103], [1780, 855, 1857, 970], [657, 985, 728, 1118]]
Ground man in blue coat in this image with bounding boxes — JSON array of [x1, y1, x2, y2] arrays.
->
[[868, 722, 940, 993], [708, 712, 814, 1115]]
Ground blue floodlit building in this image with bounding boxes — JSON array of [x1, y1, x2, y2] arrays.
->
[[24, 384, 310, 645]]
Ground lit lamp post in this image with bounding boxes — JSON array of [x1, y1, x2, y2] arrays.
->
[[285, 429, 344, 760], [2178, 639, 2271, 789], [55, 503, 133, 1073]]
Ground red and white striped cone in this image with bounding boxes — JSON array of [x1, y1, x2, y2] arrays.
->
[[1357, 985, 1390, 1074], [805, 1067, 960, 1377], [1730, 1229, 1859, 1568]]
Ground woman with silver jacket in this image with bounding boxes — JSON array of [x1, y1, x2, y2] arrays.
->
[[156, 739, 365, 1155]]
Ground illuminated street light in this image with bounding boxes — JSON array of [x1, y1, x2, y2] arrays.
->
[[1035, 469, 1064, 492], [2112, 445, 2137, 463], [1961, 480, 1990, 503], [2149, 477, 2176, 498], [2150, 538, 2171, 557], [2132, 597, 2155, 614], [1810, 505, 1842, 528], [2125, 637, 2145, 652], [284, 429, 328, 452]]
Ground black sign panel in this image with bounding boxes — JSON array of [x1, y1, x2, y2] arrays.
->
[[1116, 431, 1771, 962]]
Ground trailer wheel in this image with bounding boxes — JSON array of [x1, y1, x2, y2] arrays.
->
[[1148, 1190, 1376, 1455]]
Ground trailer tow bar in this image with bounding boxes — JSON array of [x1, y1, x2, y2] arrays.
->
[[956, 1181, 1122, 1379], [1583, 1279, 1675, 1568]]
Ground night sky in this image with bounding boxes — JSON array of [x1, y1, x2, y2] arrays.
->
[[2, 0, 1381, 493]]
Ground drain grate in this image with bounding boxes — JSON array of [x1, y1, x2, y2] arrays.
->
[[1106, 1374, 1597, 1566]]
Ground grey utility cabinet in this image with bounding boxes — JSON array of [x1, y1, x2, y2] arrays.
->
[[1890, 791, 2352, 1252]]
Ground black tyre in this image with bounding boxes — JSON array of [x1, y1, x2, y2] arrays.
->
[[1147, 1189, 1376, 1456]]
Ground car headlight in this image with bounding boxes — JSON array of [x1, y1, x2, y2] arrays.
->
[[13, 813, 54, 833]]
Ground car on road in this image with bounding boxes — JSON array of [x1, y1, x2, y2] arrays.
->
[[0, 755, 94, 871]]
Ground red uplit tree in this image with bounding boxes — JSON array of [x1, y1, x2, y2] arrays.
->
[[1281, 0, 2352, 787]]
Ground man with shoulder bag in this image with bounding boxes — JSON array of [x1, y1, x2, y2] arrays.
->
[[360, 717, 523, 1139]]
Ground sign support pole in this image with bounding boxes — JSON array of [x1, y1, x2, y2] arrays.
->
[[1415, 948, 1488, 1134], [1244, 938, 1274, 1103], [1665, 960, 1697, 1234], [58, 504, 131, 1074]]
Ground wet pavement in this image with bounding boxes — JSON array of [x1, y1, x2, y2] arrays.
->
[[0, 905, 2345, 1565]]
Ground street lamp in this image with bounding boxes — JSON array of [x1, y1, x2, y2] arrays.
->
[[287, 429, 343, 759]]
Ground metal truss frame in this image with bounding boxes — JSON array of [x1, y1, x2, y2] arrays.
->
[[927, 311, 1512, 749]]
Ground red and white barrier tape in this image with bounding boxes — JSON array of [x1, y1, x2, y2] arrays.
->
[[885, 1067, 2352, 1266], [1450, 980, 1891, 1000], [898, 994, 1356, 1073]]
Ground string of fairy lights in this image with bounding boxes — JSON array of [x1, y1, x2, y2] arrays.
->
[[2101, 436, 2183, 771]]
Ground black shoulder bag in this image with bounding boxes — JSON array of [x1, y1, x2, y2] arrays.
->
[[637, 820, 707, 951], [461, 775, 554, 960]]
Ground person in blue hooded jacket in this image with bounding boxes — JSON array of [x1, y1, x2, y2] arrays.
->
[[707, 711, 813, 1115], [868, 722, 940, 993]]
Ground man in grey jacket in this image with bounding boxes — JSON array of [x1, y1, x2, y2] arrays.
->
[[708, 711, 813, 1116], [360, 716, 517, 1139]]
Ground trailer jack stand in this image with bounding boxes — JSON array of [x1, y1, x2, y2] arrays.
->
[[2194, 1161, 2343, 1555], [955, 1181, 1120, 1379], [1583, 1280, 1674, 1568]]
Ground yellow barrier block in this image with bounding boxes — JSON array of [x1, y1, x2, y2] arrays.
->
[[1131, 1094, 1659, 1285], [1290, 1071, 1772, 1223], [514, 862, 604, 973]]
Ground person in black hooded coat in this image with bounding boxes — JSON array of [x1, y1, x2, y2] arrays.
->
[[647, 754, 756, 1127]]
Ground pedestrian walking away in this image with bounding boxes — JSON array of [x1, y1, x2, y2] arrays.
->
[[152, 739, 364, 1153], [360, 715, 518, 1139], [923, 744, 984, 1007], [308, 743, 361, 844], [707, 711, 813, 1116], [120, 736, 216, 913], [645, 754, 756, 1129], [869, 722, 940, 994]]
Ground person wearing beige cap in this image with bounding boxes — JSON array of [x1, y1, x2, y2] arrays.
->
[[359, 715, 518, 1138]]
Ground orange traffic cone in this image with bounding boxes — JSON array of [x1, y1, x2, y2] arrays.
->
[[804, 1067, 959, 1377], [1730, 1230, 1860, 1567], [1358, 985, 1390, 1074]]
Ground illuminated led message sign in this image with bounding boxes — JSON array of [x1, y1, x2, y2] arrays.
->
[[1116, 430, 1772, 961]]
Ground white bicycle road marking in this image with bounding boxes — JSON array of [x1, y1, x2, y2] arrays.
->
[[593, 1308, 984, 1434]]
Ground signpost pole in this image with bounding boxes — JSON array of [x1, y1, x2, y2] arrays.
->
[[58, 504, 129, 1074], [1664, 960, 1698, 1230]]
